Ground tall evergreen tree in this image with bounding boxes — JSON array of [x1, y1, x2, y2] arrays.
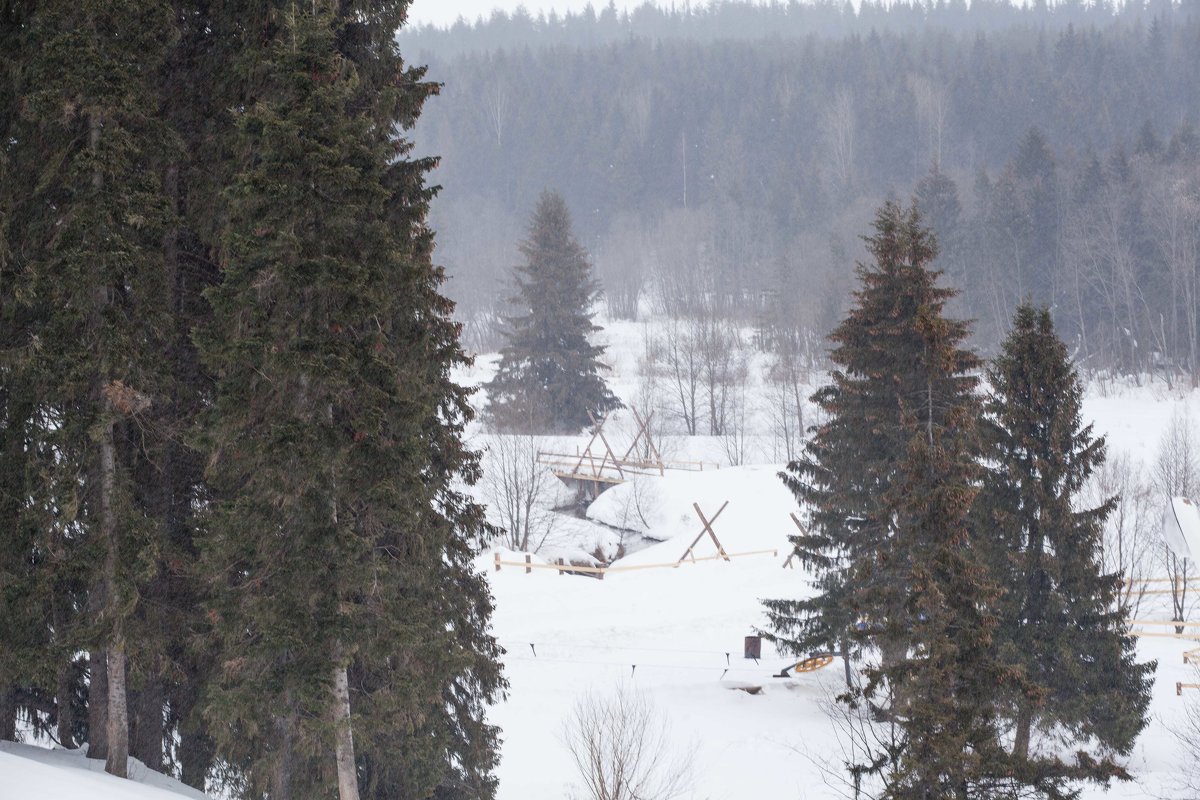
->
[[6, 0, 180, 777], [485, 190, 620, 433], [197, 4, 502, 799], [975, 303, 1153, 788], [764, 201, 978, 679], [766, 201, 1036, 796]]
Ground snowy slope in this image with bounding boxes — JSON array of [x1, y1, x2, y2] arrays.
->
[[1, 742, 210, 800]]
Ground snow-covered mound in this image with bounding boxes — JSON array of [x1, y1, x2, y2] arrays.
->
[[0, 742, 210, 800], [588, 465, 797, 559]]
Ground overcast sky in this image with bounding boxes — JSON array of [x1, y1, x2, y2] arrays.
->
[[408, 0, 640, 28]]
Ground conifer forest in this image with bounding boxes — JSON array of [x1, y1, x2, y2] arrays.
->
[[3, 2, 1200, 800]]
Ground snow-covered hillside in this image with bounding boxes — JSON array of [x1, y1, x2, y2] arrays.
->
[[463, 316, 1200, 800]]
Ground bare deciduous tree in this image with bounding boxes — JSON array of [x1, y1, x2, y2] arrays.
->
[[1086, 450, 1156, 617], [483, 432, 558, 553], [563, 685, 693, 800], [598, 212, 651, 321], [764, 333, 812, 463], [695, 310, 746, 438], [824, 88, 856, 193], [1155, 408, 1199, 628], [655, 318, 701, 436], [483, 78, 509, 146], [1172, 669, 1200, 797]]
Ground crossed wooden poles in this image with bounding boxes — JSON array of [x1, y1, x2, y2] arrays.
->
[[677, 501, 730, 564]]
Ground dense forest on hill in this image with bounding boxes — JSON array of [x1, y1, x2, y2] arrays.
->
[[407, 1, 1200, 381]]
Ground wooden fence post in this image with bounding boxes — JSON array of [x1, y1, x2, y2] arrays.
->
[[525, 554, 532, 574], [494, 552, 501, 572]]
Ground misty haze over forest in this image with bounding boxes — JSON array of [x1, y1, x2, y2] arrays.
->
[[405, 0, 1200, 381]]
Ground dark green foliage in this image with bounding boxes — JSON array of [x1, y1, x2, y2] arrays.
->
[[764, 201, 978, 667], [197, 4, 502, 798], [2, 0, 181, 773], [975, 304, 1154, 789], [767, 202, 1042, 796], [485, 191, 620, 433], [2, 1, 502, 795]]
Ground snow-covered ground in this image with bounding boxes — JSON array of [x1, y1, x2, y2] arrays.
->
[[1, 741, 208, 800], [465, 316, 1200, 800], [6, 315, 1200, 798]]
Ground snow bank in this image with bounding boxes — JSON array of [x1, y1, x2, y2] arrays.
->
[[587, 465, 798, 558], [0, 742, 210, 800]]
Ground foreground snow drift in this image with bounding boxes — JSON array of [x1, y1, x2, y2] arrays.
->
[[0, 741, 210, 800]]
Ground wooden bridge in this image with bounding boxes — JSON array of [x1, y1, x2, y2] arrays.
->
[[537, 408, 716, 500]]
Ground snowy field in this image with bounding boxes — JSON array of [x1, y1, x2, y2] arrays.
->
[[8, 316, 1200, 799]]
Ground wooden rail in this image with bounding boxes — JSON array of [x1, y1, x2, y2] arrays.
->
[[493, 548, 779, 579], [1123, 575, 1200, 585], [1128, 631, 1200, 640], [537, 452, 718, 474], [1177, 682, 1200, 696]]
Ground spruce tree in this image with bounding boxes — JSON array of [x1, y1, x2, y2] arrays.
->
[[764, 201, 978, 677], [485, 190, 620, 433], [975, 303, 1153, 788], [197, 4, 502, 799], [766, 201, 1030, 796], [5, 0, 180, 776]]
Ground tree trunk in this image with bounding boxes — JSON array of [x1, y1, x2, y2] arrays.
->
[[179, 724, 214, 792], [87, 104, 128, 780], [105, 638, 129, 777], [0, 686, 16, 741], [57, 663, 76, 748], [1013, 702, 1033, 761], [333, 662, 361, 800], [272, 690, 296, 800], [87, 649, 109, 761], [131, 676, 163, 771], [100, 409, 128, 778], [840, 638, 853, 689]]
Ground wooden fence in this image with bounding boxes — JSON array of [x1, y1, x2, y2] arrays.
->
[[493, 548, 779, 579]]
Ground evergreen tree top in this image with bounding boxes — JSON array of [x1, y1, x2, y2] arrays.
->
[[985, 303, 1102, 498], [508, 189, 600, 326], [829, 200, 979, 408], [486, 189, 618, 433]]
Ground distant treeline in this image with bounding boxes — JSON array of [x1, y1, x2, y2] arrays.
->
[[410, 1, 1200, 382], [402, 0, 1194, 57]]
